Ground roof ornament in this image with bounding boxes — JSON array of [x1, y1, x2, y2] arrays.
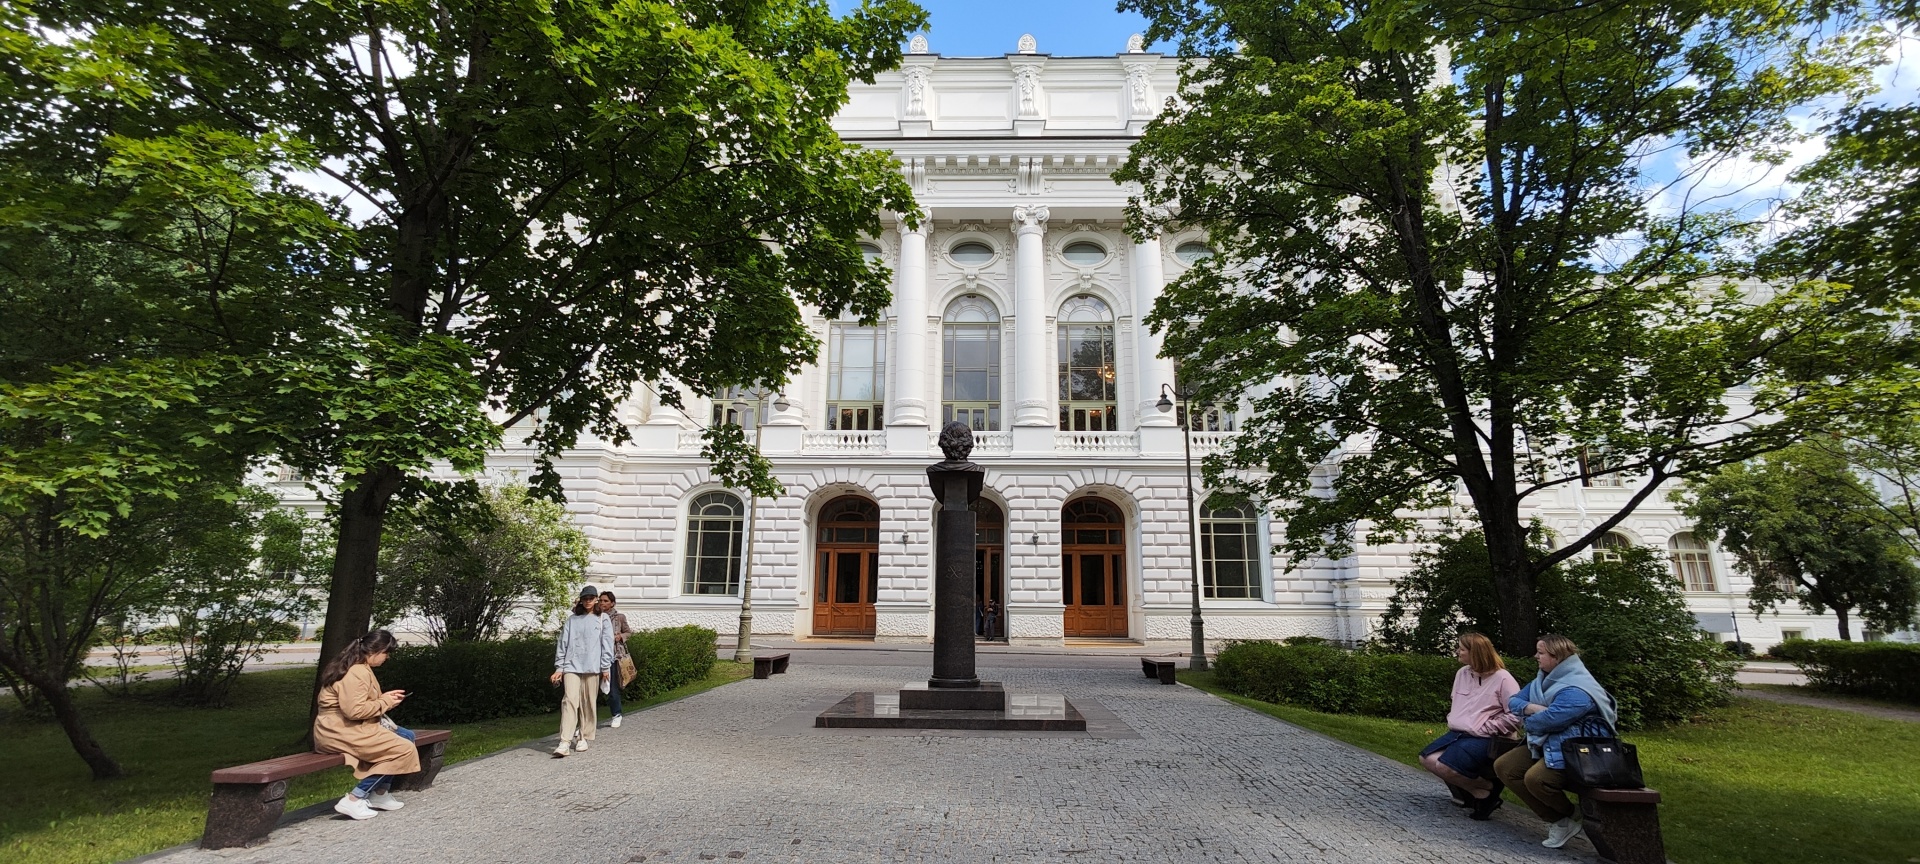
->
[[1017, 33, 1037, 54], [909, 34, 929, 54], [1126, 33, 1145, 53]]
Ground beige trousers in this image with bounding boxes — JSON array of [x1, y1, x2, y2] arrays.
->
[[1493, 745, 1577, 821], [559, 672, 600, 744]]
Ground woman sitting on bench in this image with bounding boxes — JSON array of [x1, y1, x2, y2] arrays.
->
[[1496, 633, 1619, 850], [1418, 632, 1520, 820], [314, 629, 420, 821]]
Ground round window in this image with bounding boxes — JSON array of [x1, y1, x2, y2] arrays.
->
[[1062, 241, 1106, 266], [1175, 241, 1212, 264], [950, 241, 994, 265]]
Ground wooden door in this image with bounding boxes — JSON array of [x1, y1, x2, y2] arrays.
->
[[1061, 498, 1128, 637], [811, 496, 879, 637]]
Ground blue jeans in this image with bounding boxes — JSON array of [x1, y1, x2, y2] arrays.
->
[[605, 665, 624, 717], [350, 725, 416, 798]]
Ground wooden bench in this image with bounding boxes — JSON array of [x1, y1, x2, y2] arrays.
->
[[1141, 657, 1177, 685], [753, 653, 790, 679], [1575, 786, 1665, 864], [201, 729, 450, 849]]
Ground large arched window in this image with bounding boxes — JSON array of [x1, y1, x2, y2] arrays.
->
[[826, 322, 886, 430], [1201, 503, 1262, 599], [683, 492, 745, 596], [942, 295, 1002, 431], [1669, 532, 1717, 592], [1057, 294, 1117, 431], [1594, 531, 1633, 562]]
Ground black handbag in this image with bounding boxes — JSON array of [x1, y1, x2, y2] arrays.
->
[[1560, 737, 1644, 789]]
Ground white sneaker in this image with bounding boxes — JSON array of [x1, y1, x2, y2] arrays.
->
[[1543, 817, 1584, 848], [335, 795, 378, 820], [573, 739, 590, 752], [551, 742, 571, 758], [365, 791, 405, 811], [610, 714, 623, 728]]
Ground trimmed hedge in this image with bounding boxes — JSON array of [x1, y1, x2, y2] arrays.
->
[[382, 625, 720, 724], [1768, 639, 1920, 704], [1213, 641, 1538, 723]]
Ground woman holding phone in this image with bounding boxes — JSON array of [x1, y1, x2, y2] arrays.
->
[[313, 629, 419, 820]]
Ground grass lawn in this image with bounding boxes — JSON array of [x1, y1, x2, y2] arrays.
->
[[1181, 671, 1920, 864], [1, 660, 752, 864]]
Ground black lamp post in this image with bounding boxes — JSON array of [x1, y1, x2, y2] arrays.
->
[[731, 389, 790, 664], [1156, 383, 1208, 672]]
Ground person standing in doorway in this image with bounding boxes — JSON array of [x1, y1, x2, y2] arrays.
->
[[550, 586, 613, 757], [599, 591, 632, 727]]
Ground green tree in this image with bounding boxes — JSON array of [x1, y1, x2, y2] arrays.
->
[[1118, 0, 1906, 654], [1676, 443, 1920, 640], [12, 0, 928, 690], [375, 484, 588, 644]]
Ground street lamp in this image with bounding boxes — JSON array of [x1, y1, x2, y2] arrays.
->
[[731, 389, 790, 664], [1156, 383, 1208, 672]]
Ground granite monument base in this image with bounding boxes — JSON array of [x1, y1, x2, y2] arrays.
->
[[899, 681, 1008, 711], [815, 690, 1088, 731]]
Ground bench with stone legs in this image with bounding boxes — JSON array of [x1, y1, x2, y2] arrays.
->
[[201, 729, 450, 850], [753, 653, 790, 679], [1141, 657, 1177, 685], [1574, 786, 1664, 864]]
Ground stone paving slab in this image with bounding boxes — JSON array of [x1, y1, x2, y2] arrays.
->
[[152, 661, 1599, 864]]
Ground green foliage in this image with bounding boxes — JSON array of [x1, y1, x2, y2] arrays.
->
[[623, 625, 719, 701], [1676, 442, 1920, 641], [1375, 527, 1549, 653], [1118, 0, 1907, 655], [375, 484, 589, 644], [149, 489, 326, 706], [1213, 640, 1535, 723], [1768, 639, 1920, 704]]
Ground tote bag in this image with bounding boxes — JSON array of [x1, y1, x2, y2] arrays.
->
[[1560, 737, 1645, 789]]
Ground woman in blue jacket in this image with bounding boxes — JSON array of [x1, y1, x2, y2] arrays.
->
[[1493, 633, 1618, 849]]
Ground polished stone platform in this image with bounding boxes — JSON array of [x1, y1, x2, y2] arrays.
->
[[898, 680, 1008, 711], [815, 690, 1088, 731]]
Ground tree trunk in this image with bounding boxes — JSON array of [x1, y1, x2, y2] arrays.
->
[[33, 670, 123, 779], [1835, 606, 1852, 641], [308, 465, 405, 728], [1483, 515, 1540, 656]]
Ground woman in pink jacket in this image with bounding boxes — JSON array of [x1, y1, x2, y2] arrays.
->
[[1418, 632, 1521, 820]]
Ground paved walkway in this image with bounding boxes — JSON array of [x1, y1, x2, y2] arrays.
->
[[1736, 686, 1920, 723], [154, 649, 1602, 864]]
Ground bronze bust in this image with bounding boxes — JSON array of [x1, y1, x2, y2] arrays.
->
[[937, 420, 975, 463]]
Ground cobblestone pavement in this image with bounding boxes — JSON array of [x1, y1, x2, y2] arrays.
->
[[155, 659, 1600, 864]]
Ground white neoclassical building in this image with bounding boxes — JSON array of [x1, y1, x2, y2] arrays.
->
[[338, 35, 1850, 650]]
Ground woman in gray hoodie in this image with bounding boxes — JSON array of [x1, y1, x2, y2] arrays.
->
[[549, 586, 614, 757]]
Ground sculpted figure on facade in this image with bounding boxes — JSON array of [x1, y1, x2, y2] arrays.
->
[[1126, 33, 1146, 53], [903, 66, 929, 118], [1126, 63, 1155, 117], [1017, 33, 1037, 54], [1014, 66, 1041, 117], [909, 34, 929, 54]]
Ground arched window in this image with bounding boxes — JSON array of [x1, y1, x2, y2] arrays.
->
[[942, 295, 1002, 431], [1062, 241, 1107, 266], [972, 498, 1004, 545], [1175, 241, 1212, 264], [1594, 531, 1633, 562], [1062, 498, 1123, 544], [710, 386, 771, 429], [683, 492, 745, 596], [817, 496, 880, 544], [827, 322, 886, 430], [1669, 532, 1716, 592], [858, 242, 883, 262], [1201, 503, 1262, 599], [950, 241, 994, 265], [1057, 295, 1117, 431]]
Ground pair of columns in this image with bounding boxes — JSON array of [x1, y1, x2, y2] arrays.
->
[[888, 207, 1178, 432]]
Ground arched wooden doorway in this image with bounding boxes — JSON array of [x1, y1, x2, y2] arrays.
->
[[973, 499, 1005, 641], [813, 496, 879, 636], [1061, 497, 1127, 637]]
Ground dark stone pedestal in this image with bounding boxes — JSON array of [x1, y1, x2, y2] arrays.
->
[[899, 681, 1008, 711], [201, 780, 289, 850], [815, 691, 1087, 731]]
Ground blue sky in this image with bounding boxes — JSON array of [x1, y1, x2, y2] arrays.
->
[[835, 0, 1154, 56]]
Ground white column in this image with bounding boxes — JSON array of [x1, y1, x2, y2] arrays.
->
[[891, 214, 931, 428], [1011, 205, 1052, 427], [1133, 233, 1177, 426]]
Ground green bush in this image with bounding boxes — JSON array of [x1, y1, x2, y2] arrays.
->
[[1213, 641, 1538, 723], [380, 625, 721, 724], [1769, 639, 1920, 704], [623, 625, 719, 700]]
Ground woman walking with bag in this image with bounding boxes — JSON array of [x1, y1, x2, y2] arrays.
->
[[599, 591, 633, 727], [313, 629, 419, 820], [1494, 633, 1619, 849], [1418, 632, 1521, 820], [551, 585, 614, 757]]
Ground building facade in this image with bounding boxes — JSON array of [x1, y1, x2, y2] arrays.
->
[[346, 35, 1849, 650]]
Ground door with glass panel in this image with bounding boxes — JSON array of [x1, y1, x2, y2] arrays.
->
[[1061, 498, 1127, 637], [812, 496, 880, 636], [972, 499, 1006, 640]]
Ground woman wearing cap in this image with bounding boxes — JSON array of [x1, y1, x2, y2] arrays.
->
[[550, 585, 614, 757]]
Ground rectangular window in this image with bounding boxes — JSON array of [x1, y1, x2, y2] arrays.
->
[[827, 323, 886, 430], [1580, 447, 1626, 488], [1058, 323, 1118, 431], [1175, 404, 1238, 432], [1780, 629, 1805, 641], [1201, 517, 1262, 599], [683, 517, 743, 595], [943, 322, 1001, 431]]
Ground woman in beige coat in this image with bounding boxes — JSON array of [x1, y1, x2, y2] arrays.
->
[[314, 629, 420, 820]]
